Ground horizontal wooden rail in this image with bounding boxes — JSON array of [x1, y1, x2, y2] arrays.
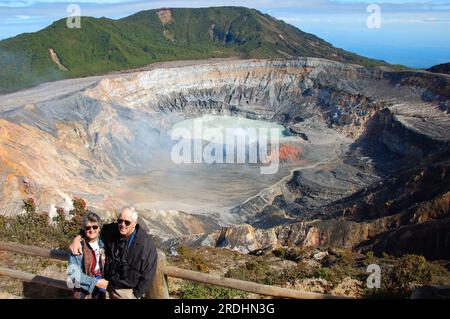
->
[[164, 266, 345, 299], [0, 241, 350, 299], [0, 267, 70, 291], [0, 242, 68, 261]]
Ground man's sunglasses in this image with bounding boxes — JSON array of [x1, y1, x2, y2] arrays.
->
[[117, 219, 132, 226], [85, 225, 99, 231]]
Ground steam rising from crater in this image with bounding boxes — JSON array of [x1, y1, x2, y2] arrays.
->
[[170, 115, 285, 174]]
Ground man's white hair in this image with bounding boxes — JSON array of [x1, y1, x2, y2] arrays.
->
[[119, 206, 138, 222]]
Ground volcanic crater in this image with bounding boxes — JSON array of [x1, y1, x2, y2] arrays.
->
[[1, 58, 449, 257]]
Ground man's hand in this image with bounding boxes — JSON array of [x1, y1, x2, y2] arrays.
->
[[96, 279, 109, 290], [69, 235, 82, 255]]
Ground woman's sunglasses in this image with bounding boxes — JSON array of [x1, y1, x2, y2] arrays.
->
[[85, 225, 99, 231], [117, 219, 132, 226]]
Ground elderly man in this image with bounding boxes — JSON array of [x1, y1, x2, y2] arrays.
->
[[70, 206, 157, 299]]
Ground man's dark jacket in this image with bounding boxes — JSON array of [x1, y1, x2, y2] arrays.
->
[[100, 223, 157, 298]]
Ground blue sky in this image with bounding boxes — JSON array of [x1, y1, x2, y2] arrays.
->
[[0, 0, 449, 68]]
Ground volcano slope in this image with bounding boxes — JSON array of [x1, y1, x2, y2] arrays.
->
[[0, 58, 449, 258]]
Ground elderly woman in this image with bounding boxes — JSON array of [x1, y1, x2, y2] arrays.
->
[[69, 206, 158, 299], [68, 212, 109, 299]]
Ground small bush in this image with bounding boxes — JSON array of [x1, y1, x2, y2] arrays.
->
[[225, 259, 306, 287], [272, 247, 288, 259], [0, 197, 89, 250], [366, 254, 434, 298], [365, 251, 376, 264], [272, 247, 306, 262], [178, 282, 246, 299], [314, 267, 332, 281], [191, 255, 210, 273], [172, 246, 210, 273], [226, 259, 272, 284], [274, 264, 310, 286], [390, 254, 432, 295], [176, 246, 189, 257], [22, 198, 36, 214]]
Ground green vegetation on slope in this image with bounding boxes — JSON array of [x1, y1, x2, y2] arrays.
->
[[168, 246, 450, 299], [0, 6, 387, 94], [427, 62, 450, 75], [0, 197, 89, 249]]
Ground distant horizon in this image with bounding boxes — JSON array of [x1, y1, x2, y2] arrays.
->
[[1, 1, 449, 69]]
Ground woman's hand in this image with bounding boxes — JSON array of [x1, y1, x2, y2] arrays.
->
[[69, 235, 83, 255], [96, 279, 109, 289]]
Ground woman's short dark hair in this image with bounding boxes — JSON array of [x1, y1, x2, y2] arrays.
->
[[81, 211, 103, 229]]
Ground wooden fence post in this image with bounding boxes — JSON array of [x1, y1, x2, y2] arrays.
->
[[146, 249, 169, 299]]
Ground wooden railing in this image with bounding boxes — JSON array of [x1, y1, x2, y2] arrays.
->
[[0, 241, 345, 299]]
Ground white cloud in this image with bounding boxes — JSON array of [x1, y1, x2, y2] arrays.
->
[[15, 14, 31, 19]]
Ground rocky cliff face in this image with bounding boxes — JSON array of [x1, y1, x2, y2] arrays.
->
[[0, 58, 449, 257], [199, 190, 449, 260]]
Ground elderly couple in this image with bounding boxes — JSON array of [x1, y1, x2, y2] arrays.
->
[[67, 206, 157, 299]]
